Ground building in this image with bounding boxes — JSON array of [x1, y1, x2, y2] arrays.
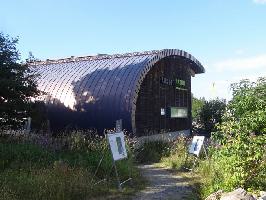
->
[[30, 49, 205, 136]]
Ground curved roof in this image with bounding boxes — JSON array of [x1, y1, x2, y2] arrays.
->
[[30, 49, 205, 131]]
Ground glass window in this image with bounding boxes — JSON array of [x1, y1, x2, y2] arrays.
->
[[161, 108, 165, 116], [170, 107, 188, 118]]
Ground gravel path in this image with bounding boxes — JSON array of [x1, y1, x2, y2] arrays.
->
[[132, 164, 196, 200]]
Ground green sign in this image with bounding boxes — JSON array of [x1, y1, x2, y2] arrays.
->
[[160, 77, 187, 90], [176, 79, 186, 89]]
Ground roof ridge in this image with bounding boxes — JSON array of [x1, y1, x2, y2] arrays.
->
[[28, 49, 161, 66]]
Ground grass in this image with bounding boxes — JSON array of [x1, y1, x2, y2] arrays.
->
[[148, 136, 266, 199], [135, 137, 220, 199], [0, 133, 145, 200], [134, 140, 171, 163]]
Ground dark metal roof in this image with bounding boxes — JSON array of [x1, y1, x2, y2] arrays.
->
[[30, 49, 205, 132]]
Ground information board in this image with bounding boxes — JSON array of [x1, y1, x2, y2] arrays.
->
[[188, 136, 205, 156], [107, 132, 127, 161]]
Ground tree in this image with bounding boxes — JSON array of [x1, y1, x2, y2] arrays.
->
[[227, 78, 266, 134], [199, 98, 226, 134], [209, 78, 266, 191], [192, 96, 205, 121], [192, 97, 226, 136], [0, 32, 39, 128]]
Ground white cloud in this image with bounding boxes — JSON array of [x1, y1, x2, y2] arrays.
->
[[253, 0, 266, 4], [214, 54, 266, 72]]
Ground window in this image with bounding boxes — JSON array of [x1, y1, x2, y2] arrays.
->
[[170, 107, 188, 118], [161, 108, 165, 116]]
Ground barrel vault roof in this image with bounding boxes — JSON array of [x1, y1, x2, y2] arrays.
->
[[30, 49, 205, 131]]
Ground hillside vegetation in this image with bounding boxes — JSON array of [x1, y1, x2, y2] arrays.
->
[[0, 132, 144, 200]]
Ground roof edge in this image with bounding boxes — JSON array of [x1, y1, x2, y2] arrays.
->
[[28, 49, 205, 73], [28, 50, 161, 66]]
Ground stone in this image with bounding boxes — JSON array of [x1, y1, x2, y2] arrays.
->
[[220, 188, 256, 200], [258, 191, 266, 200], [205, 190, 224, 200]]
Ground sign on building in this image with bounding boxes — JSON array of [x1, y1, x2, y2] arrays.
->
[[189, 136, 205, 156], [107, 132, 127, 161]]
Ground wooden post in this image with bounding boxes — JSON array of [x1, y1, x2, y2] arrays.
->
[[113, 160, 122, 191]]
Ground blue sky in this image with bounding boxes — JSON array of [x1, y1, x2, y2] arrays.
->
[[1, 0, 266, 100]]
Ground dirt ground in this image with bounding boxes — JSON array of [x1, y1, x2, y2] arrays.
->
[[132, 164, 198, 200]]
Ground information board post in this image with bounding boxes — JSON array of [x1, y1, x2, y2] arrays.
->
[[113, 159, 122, 191], [107, 131, 131, 191]]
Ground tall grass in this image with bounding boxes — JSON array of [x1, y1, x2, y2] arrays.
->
[[134, 140, 171, 163], [0, 132, 144, 200], [138, 135, 266, 199]]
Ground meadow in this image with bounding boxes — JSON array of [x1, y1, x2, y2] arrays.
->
[[0, 131, 145, 200]]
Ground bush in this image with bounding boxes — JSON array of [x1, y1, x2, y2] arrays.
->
[[135, 137, 198, 171], [192, 97, 227, 137], [198, 78, 266, 197], [159, 137, 196, 170], [135, 140, 171, 163]]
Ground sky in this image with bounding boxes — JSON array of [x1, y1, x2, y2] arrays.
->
[[1, 0, 266, 100]]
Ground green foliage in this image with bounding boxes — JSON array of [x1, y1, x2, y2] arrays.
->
[[158, 137, 195, 170], [28, 101, 48, 130], [0, 167, 98, 200], [0, 137, 54, 170], [192, 96, 205, 120], [136, 137, 197, 171], [228, 78, 266, 134], [192, 97, 226, 135], [200, 77, 266, 196], [212, 134, 266, 191], [0, 32, 40, 128], [0, 133, 144, 200], [198, 98, 226, 134], [135, 140, 171, 163]]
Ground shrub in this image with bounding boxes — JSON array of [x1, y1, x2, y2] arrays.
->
[[198, 78, 266, 197], [135, 140, 171, 163], [159, 136, 196, 170]]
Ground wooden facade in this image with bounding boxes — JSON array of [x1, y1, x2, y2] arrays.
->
[[135, 56, 192, 136]]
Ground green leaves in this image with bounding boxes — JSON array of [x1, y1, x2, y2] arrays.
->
[[210, 77, 266, 192], [228, 77, 266, 135], [0, 32, 40, 128], [192, 97, 226, 135]]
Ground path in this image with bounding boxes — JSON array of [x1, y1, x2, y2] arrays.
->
[[132, 164, 197, 200]]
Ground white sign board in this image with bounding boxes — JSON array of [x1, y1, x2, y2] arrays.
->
[[189, 136, 205, 156], [107, 132, 127, 161]]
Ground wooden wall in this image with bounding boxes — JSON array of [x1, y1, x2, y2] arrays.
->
[[135, 56, 192, 136]]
